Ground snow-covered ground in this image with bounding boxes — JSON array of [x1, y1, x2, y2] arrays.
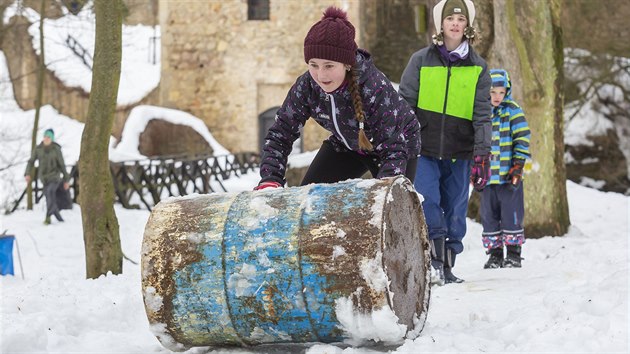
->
[[1, 178, 628, 353], [1, 67, 628, 351]]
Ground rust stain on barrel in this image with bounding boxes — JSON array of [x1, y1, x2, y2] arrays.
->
[[142, 202, 200, 338]]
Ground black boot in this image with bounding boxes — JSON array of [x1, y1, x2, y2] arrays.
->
[[54, 211, 64, 222], [484, 247, 504, 269], [444, 248, 464, 284], [430, 238, 445, 286], [503, 245, 522, 268]]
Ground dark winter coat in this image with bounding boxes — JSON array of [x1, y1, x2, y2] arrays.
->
[[399, 43, 492, 159], [260, 49, 421, 185], [24, 142, 69, 184]]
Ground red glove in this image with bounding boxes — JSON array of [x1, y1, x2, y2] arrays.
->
[[253, 181, 282, 191]]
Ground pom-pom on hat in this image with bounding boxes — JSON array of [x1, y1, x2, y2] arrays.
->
[[304, 6, 358, 65]]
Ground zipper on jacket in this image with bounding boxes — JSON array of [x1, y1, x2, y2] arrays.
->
[[439, 64, 452, 159], [328, 93, 352, 150]]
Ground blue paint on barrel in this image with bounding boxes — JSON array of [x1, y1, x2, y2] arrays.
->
[[168, 196, 242, 345], [171, 243, 228, 337], [299, 183, 371, 341], [223, 188, 318, 344]]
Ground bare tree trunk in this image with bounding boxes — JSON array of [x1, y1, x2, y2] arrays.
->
[[484, 0, 570, 237], [79, 0, 124, 278], [26, 0, 46, 210]]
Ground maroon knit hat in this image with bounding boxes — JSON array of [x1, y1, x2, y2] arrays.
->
[[304, 7, 358, 65]]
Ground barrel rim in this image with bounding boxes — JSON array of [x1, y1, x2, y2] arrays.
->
[[379, 175, 431, 337]]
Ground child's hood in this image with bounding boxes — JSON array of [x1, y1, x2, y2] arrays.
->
[[490, 69, 513, 100], [355, 48, 374, 85]]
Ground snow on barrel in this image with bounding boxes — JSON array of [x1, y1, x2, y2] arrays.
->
[[141, 176, 430, 350]]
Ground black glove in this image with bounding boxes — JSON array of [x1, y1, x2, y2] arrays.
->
[[506, 159, 525, 189]]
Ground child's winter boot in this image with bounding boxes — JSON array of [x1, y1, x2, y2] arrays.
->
[[44, 216, 51, 225], [484, 247, 504, 269], [503, 245, 522, 268], [444, 248, 464, 284], [430, 238, 445, 286]]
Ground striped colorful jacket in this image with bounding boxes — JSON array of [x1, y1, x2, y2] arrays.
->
[[488, 69, 531, 184]]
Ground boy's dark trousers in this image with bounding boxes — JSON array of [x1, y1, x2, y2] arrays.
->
[[300, 140, 418, 185], [43, 180, 63, 220], [480, 183, 525, 246]]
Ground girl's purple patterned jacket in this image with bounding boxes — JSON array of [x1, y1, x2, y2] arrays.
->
[[260, 49, 421, 185]]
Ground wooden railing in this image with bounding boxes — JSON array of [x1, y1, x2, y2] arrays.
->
[[11, 152, 260, 212], [66, 35, 93, 70]]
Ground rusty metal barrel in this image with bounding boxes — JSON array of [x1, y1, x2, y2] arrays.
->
[[141, 176, 430, 351]]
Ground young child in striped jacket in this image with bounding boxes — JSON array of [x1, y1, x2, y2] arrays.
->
[[481, 69, 531, 269]]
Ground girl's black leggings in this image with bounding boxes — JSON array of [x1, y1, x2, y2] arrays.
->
[[300, 140, 417, 186]]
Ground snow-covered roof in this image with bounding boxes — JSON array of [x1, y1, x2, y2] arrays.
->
[[3, 0, 161, 106], [111, 105, 230, 162]]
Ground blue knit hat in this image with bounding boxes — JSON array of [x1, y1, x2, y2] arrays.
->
[[44, 128, 54, 141], [490, 69, 512, 97]]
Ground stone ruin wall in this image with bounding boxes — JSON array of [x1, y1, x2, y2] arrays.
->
[[158, 0, 364, 154]]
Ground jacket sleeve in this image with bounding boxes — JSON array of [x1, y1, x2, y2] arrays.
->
[[24, 148, 38, 177], [398, 51, 422, 110], [367, 80, 419, 178], [509, 106, 531, 161], [259, 75, 311, 185], [472, 63, 492, 156], [56, 147, 70, 182]]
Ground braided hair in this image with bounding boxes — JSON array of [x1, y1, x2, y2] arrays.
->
[[346, 68, 373, 151]]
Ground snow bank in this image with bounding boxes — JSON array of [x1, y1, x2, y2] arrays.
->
[[111, 105, 229, 161]]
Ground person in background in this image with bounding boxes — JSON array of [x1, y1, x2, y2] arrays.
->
[[24, 128, 70, 225], [481, 69, 531, 269], [255, 6, 421, 190], [399, 0, 492, 285]]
